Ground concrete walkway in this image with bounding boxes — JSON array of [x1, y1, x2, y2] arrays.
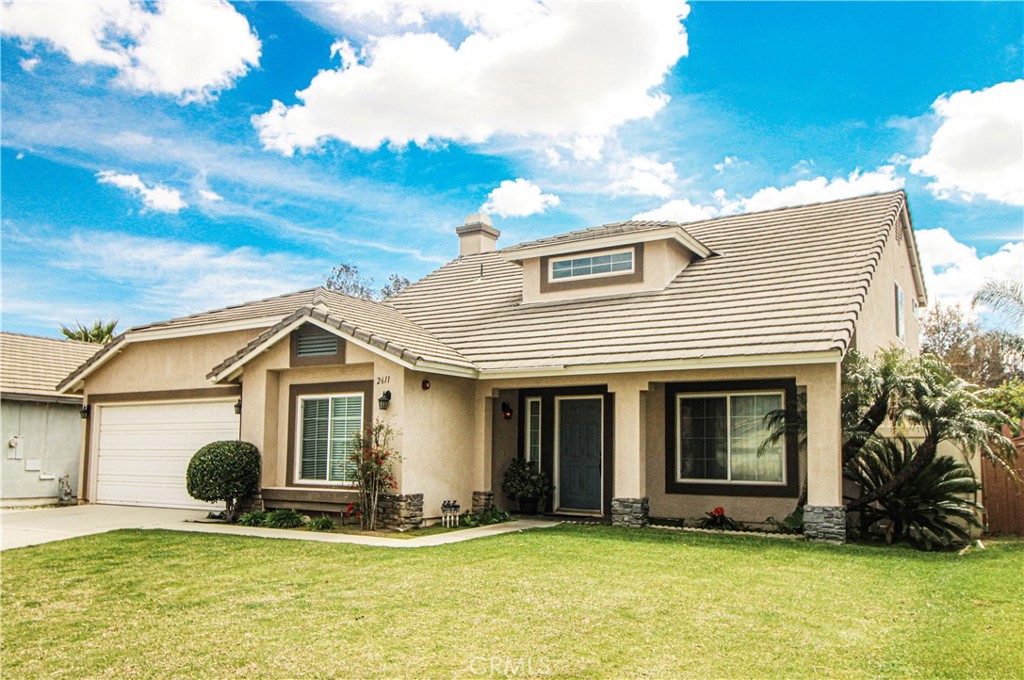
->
[[1, 504, 207, 551], [1, 504, 560, 551]]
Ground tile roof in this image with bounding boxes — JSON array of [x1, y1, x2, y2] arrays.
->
[[389, 191, 914, 371], [61, 190, 919, 386], [1, 332, 99, 402]]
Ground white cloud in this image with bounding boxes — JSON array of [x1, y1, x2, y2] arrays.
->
[[481, 178, 560, 218], [15, 152, 25, 160], [909, 80, 1024, 206], [916, 228, 1024, 312], [254, 1, 689, 155], [634, 166, 904, 223], [714, 166, 905, 215], [714, 156, 739, 174], [1, 0, 260, 103], [19, 56, 40, 72], [96, 170, 187, 213], [611, 156, 677, 198], [572, 135, 606, 162], [633, 199, 717, 223], [199, 189, 223, 203]]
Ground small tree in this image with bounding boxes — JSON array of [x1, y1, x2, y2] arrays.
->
[[186, 440, 261, 522], [351, 420, 400, 530], [323, 262, 411, 301]]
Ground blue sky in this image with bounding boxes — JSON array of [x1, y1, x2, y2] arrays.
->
[[2, 1, 1022, 338]]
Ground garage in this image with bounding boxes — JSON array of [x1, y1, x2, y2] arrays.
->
[[94, 400, 239, 510]]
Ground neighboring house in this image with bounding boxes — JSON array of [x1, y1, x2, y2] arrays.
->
[[57, 191, 926, 541], [1, 333, 99, 505]]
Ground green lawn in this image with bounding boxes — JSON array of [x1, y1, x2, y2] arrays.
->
[[2, 526, 1021, 679]]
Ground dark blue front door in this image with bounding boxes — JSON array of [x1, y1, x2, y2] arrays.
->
[[558, 398, 603, 512]]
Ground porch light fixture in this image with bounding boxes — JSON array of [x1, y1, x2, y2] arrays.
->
[[79, 405, 90, 419], [501, 401, 514, 420], [378, 390, 392, 411], [421, 379, 431, 390], [233, 398, 242, 416]]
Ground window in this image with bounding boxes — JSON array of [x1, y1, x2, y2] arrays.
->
[[895, 283, 905, 342], [525, 397, 542, 466], [676, 393, 785, 484], [550, 248, 634, 281], [298, 394, 363, 484], [296, 328, 338, 357]]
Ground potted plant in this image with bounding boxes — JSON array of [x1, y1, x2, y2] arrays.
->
[[501, 458, 553, 515]]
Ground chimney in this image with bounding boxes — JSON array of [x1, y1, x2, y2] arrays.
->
[[456, 213, 500, 257]]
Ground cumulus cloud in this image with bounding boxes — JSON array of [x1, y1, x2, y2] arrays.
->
[[254, 1, 689, 155], [909, 80, 1024, 206], [915, 228, 1024, 311], [634, 166, 904, 222], [633, 199, 717, 223], [199, 189, 223, 202], [96, 170, 187, 213], [714, 156, 740, 174], [1, 0, 260, 103], [611, 156, 678, 198], [481, 178, 560, 218]]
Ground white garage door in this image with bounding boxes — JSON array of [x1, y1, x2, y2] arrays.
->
[[95, 400, 240, 510]]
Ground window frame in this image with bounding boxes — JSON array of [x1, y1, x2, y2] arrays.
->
[[547, 247, 635, 282], [664, 379, 799, 498], [524, 396, 542, 467], [895, 283, 906, 343], [293, 392, 364, 487], [674, 390, 787, 486]]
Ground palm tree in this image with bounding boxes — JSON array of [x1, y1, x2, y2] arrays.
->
[[846, 355, 1018, 512], [973, 279, 1024, 329], [59, 319, 119, 344]]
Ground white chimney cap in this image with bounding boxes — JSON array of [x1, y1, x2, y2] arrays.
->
[[463, 213, 493, 228]]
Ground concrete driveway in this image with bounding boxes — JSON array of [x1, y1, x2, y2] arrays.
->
[[1, 504, 209, 551]]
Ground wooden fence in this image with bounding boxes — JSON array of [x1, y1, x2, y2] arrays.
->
[[981, 426, 1024, 536]]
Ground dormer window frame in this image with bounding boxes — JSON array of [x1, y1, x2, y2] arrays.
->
[[539, 243, 645, 294], [548, 247, 636, 283]]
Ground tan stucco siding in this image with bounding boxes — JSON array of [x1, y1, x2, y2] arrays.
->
[[83, 330, 261, 396], [400, 370, 478, 520], [853, 219, 923, 357]]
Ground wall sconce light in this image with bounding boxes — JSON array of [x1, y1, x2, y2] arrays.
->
[[421, 379, 431, 390], [378, 390, 392, 411], [233, 398, 242, 416], [80, 405, 90, 419], [501, 401, 514, 420]]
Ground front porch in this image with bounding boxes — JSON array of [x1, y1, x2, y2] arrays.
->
[[474, 362, 846, 541]]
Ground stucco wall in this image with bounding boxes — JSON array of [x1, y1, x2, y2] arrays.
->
[[853, 216, 923, 357], [83, 330, 260, 396], [2, 400, 82, 501]]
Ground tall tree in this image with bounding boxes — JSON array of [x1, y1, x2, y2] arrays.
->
[[323, 263, 410, 302], [59, 319, 118, 344], [920, 303, 1023, 387]]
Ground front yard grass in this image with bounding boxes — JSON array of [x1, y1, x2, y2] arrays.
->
[[2, 525, 1021, 679]]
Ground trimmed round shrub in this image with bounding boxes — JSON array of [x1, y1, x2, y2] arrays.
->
[[186, 440, 261, 521]]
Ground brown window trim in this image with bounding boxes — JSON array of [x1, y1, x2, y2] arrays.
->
[[290, 326, 346, 367], [664, 379, 799, 498], [539, 243, 644, 293], [285, 380, 373, 489], [517, 385, 614, 516]]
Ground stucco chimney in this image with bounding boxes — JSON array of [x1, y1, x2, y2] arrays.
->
[[456, 213, 500, 257]]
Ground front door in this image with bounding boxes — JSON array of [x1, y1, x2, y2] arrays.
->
[[557, 397, 603, 512]]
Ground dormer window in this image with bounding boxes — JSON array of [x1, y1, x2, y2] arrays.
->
[[550, 248, 634, 281]]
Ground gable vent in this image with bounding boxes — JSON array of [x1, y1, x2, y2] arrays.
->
[[296, 329, 338, 357]]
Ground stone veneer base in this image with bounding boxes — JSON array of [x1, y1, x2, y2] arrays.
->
[[611, 497, 649, 528], [378, 493, 424, 532], [472, 491, 494, 514], [803, 505, 846, 542]]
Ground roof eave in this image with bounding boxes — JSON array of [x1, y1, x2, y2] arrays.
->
[[500, 225, 713, 263]]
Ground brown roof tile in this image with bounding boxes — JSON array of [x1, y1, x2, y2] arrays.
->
[[1, 333, 99, 401]]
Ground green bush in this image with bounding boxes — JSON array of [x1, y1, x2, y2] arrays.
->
[[237, 511, 267, 527], [263, 509, 306, 529], [460, 505, 511, 527], [307, 516, 338, 532], [185, 440, 261, 522], [501, 458, 553, 502], [846, 436, 982, 550]]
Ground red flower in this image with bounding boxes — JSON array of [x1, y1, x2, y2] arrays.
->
[[712, 507, 725, 516], [344, 503, 354, 516]]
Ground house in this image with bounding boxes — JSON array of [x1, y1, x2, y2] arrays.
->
[[57, 191, 927, 541], [1, 333, 99, 505]]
